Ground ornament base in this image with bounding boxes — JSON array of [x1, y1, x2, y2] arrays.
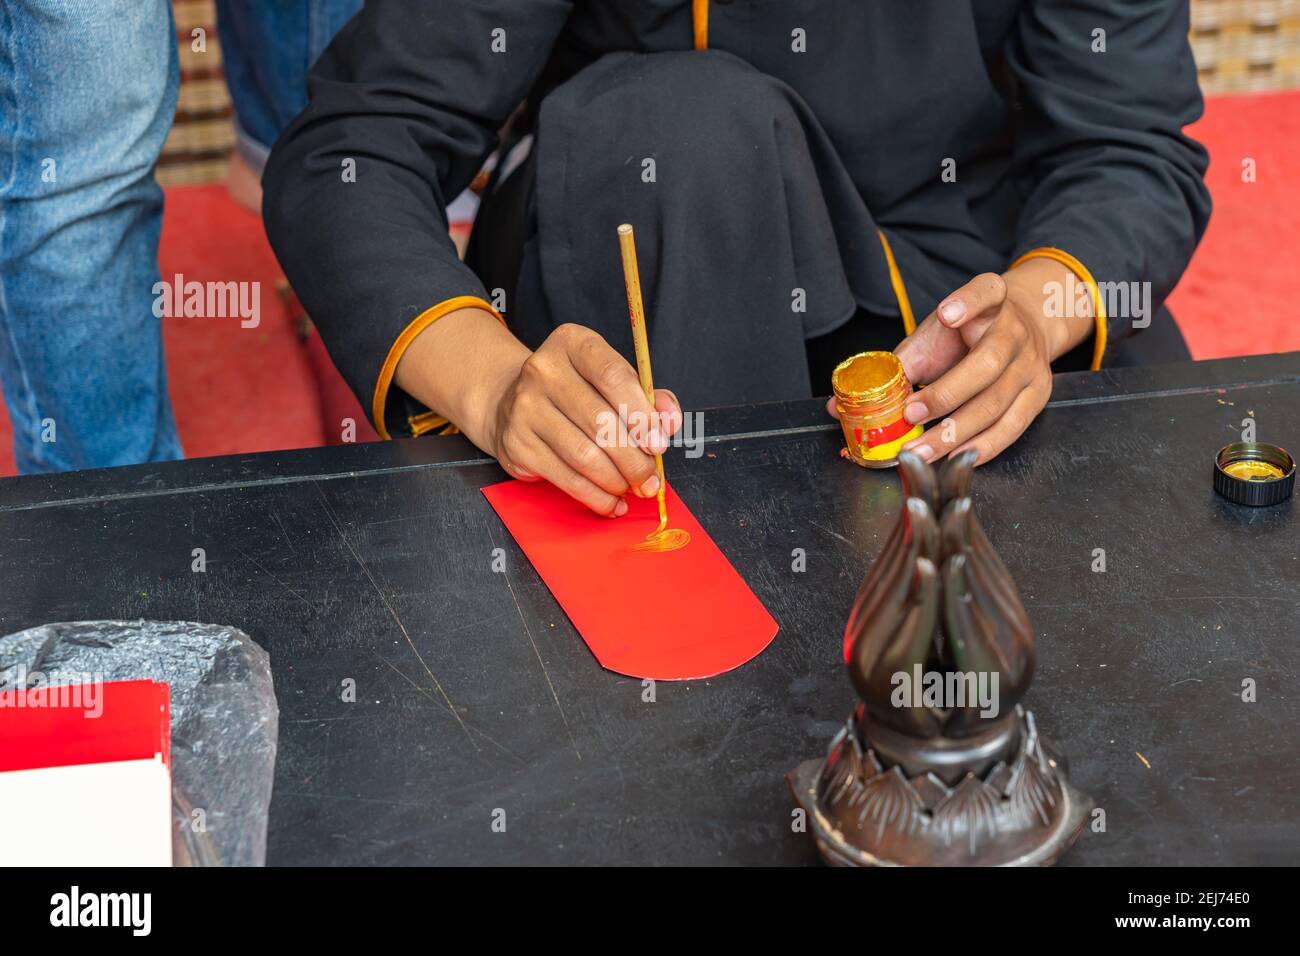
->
[[787, 707, 1092, 867]]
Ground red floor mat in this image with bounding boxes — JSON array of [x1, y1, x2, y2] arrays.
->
[[1168, 90, 1300, 358], [155, 185, 327, 459], [2, 90, 1299, 478]]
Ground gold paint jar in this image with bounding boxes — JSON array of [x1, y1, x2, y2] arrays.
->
[[831, 351, 925, 469]]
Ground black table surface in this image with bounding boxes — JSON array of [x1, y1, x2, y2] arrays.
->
[[3, 353, 1299, 866]]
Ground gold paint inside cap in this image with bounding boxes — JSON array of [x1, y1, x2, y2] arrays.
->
[[831, 351, 905, 402], [1223, 459, 1286, 481], [1216, 441, 1296, 481]]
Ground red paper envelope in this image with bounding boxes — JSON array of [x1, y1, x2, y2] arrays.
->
[[483, 479, 778, 680]]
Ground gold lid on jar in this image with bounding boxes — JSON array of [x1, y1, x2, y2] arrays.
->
[[832, 351, 907, 409]]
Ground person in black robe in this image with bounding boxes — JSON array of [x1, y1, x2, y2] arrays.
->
[[263, 1, 1210, 516]]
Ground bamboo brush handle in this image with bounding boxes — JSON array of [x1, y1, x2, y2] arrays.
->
[[617, 224, 656, 405]]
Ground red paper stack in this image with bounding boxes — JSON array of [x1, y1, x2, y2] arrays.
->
[[0, 679, 172, 866]]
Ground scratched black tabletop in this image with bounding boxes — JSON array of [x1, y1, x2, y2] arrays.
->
[[2, 353, 1298, 866]]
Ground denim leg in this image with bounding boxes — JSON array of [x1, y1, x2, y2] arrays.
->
[[215, 0, 363, 174], [0, 0, 182, 473]]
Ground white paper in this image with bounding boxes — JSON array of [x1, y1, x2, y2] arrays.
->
[[0, 757, 172, 866]]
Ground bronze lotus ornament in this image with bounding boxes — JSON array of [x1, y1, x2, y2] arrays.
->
[[789, 450, 1092, 866]]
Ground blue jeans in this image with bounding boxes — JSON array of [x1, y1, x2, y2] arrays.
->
[[0, 0, 183, 473], [216, 0, 363, 174]]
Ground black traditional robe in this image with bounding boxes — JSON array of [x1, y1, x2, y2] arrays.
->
[[263, 0, 1211, 439]]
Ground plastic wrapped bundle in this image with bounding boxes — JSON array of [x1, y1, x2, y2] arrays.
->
[[0, 620, 278, 866]]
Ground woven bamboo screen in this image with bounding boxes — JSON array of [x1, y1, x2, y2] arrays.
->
[[159, 1, 232, 187], [1192, 0, 1300, 91], [160, 0, 1300, 187]]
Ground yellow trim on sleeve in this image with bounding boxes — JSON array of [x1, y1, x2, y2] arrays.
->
[[693, 0, 709, 50], [1009, 247, 1107, 371], [371, 295, 503, 440], [407, 410, 451, 437], [877, 230, 917, 336]]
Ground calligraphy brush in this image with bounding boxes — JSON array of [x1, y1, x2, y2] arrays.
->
[[616, 223, 689, 552]]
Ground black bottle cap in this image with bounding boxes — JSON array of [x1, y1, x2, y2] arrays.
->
[[1213, 442, 1295, 507]]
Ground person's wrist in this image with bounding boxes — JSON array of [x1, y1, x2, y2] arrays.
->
[[466, 347, 527, 453], [1002, 260, 1090, 361], [393, 306, 528, 449]]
